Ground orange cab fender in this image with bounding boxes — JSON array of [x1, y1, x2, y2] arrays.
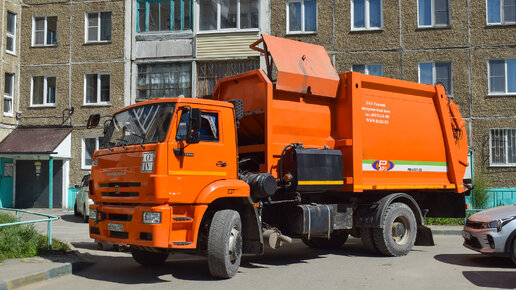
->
[[194, 179, 250, 204]]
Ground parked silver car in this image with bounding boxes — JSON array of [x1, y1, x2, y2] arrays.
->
[[462, 205, 516, 264], [74, 173, 93, 223]]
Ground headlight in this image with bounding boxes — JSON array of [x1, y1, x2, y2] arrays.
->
[[143, 212, 161, 224], [89, 209, 97, 220], [480, 217, 515, 232]]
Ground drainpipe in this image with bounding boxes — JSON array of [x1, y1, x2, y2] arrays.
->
[[49, 157, 53, 209]]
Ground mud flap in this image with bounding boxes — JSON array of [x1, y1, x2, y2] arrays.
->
[[415, 225, 434, 246]]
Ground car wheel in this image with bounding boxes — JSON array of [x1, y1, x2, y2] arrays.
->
[[82, 205, 89, 223], [74, 202, 80, 217], [207, 209, 242, 279], [511, 237, 516, 265]]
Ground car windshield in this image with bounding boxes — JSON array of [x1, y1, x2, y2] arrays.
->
[[101, 103, 175, 149]]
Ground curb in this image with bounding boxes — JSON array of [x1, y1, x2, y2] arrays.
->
[[431, 229, 462, 236], [0, 263, 71, 290]]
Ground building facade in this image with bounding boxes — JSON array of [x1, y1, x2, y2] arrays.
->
[[271, 0, 516, 205]]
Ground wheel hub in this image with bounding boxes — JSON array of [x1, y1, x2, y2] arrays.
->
[[228, 226, 241, 263], [391, 216, 410, 245]]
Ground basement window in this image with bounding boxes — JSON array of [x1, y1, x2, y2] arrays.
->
[[137, 0, 192, 33], [490, 129, 516, 166]]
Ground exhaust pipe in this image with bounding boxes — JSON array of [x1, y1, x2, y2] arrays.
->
[[263, 229, 292, 249]]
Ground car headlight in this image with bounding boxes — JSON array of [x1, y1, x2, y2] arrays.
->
[[89, 209, 97, 220], [480, 217, 515, 232], [143, 212, 161, 224]]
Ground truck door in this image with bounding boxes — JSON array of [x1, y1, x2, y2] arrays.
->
[[168, 106, 236, 203]]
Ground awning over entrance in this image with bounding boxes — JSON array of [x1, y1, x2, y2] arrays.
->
[[0, 126, 72, 155], [0, 126, 72, 209]]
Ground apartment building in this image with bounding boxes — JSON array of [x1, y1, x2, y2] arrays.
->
[[271, 0, 516, 202], [0, 0, 131, 208]]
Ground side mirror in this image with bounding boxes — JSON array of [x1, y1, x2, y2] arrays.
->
[[87, 114, 101, 129], [186, 108, 201, 144]]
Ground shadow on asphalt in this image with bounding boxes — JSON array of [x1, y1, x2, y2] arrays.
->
[[71, 239, 385, 283], [61, 214, 88, 224], [434, 253, 515, 268], [462, 271, 516, 289]]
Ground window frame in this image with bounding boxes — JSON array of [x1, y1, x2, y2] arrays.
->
[[486, 0, 516, 25], [6, 11, 16, 54], [84, 73, 111, 106], [82, 136, 100, 169], [417, 0, 451, 28], [418, 61, 453, 96], [30, 75, 57, 107], [137, 62, 192, 100], [487, 59, 516, 96], [351, 63, 384, 76], [85, 11, 112, 43], [3, 73, 14, 117], [350, 0, 383, 31], [137, 0, 193, 33], [286, 0, 318, 34], [197, 0, 260, 33], [489, 128, 516, 167], [32, 16, 57, 47]]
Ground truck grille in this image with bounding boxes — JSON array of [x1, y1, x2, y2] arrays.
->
[[108, 213, 132, 222], [100, 182, 141, 198]]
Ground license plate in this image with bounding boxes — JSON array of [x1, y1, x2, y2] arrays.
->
[[462, 230, 471, 240], [108, 223, 124, 232]]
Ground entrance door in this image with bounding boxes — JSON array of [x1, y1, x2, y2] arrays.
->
[[15, 160, 63, 208], [0, 158, 13, 207]]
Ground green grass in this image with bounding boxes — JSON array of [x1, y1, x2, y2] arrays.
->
[[0, 212, 70, 263], [425, 217, 465, 226]]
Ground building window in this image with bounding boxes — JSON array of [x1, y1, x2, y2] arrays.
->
[[82, 136, 99, 169], [487, 0, 516, 25], [137, 0, 191, 32], [351, 0, 382, 30], [419, 62, 452, 95], [32, 16, 57, 46], [197, 60, 259, 98], [85, 74, 110, 105], [6, 12, 16, 54], [199, 0, 259, 31], [137, 63, 192, 100], [488, 59, 516, 95], [418, 0, 450, 27], [31, 76, 56, 106], [490, 129, 516, 166], [3, 73, 14, 116], [286, 0, 317, 33], [352, 64, 383, 76], [86, 12, 111, 42]]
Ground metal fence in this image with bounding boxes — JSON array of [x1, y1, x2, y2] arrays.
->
[[0, 208, 58, 249], [465, 188, 516, 210]]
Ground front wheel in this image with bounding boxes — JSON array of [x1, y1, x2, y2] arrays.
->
[[207, 209, 242, 279], [131, 247, 169, 266], [511, 237, 516, 265], [302, 231, 349, 249], [373, 202, 417, 257], [74, 203, 79, 217]]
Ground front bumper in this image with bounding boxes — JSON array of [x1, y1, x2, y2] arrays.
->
[[462, 226, 509, 256], [89, 204, 207, 249]]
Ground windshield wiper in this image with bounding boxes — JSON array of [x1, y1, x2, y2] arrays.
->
[[115, 138, 128, 150]]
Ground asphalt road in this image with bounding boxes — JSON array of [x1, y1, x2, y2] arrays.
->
[[23, 211, 516, 290]]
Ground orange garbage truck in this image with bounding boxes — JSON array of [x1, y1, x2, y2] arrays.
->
[[86, 35, 470, 278]]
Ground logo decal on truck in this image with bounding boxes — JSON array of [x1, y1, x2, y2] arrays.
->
[[372, 160, 394, 171]]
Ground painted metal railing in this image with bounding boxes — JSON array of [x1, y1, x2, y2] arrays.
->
[[0, 208, 58, 249]]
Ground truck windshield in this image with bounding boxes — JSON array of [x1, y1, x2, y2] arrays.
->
[[101, 103, 176, 149]]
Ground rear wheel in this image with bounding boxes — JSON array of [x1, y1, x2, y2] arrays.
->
[[131, 247, 169, 266], [302, 231, 349, 249], [360, 228, 379, 253], [74, 203, 79, 217], [82, 205, 89, 223], [207, 210, 242, 279], [373, 202, 416, 257]]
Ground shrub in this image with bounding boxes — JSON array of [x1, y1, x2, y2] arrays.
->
[[471, 172, 490, 210], [0, 212, 70, 262]]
